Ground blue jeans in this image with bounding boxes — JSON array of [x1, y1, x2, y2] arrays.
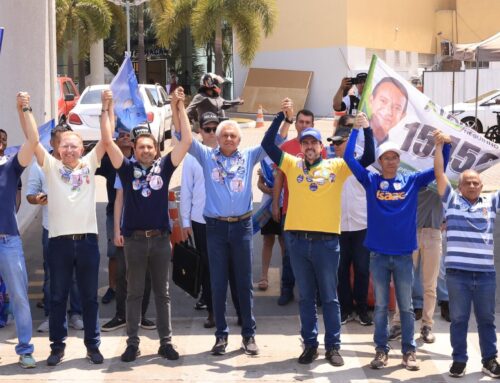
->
[[370, 252, 416, 354], [48, 234, 101, 352], [205, 217, 256, 339], [0, 235, 34, 355], [446, 268, 497, 363], [42, 228, 82, 317], [280, 214, 295, 296], [285, 232, 341, 350], [437, 235, 449, 302]]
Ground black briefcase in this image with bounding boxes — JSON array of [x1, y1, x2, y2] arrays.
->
[[172, 237, 203, 299]]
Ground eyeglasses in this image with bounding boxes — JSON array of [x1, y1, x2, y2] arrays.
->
[[331, 140, 347, 146], [202, 127, 217, 133]]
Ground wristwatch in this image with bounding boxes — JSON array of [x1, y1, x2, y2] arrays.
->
[[285, 117, 294, 124], [22, 106, 32, 112]]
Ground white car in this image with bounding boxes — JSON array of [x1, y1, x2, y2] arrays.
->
[[444, 89, 500, 133], [68, 84, 172, 150]]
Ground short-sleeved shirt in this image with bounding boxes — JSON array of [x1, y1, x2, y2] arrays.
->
[[117, 154, 176, 236], [279, 153, 351, 233], [26, 162, 48, 229], [42, 148, 101, 238], [95, 154, 117, 216], [0, 154, 25, 235], [442, 184, 499, 272]]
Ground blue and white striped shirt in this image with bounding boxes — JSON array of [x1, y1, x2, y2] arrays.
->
[[443, 183, 500, 272]]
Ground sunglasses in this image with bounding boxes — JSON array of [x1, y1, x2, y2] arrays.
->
[[202, 127, 217, 133], [331, 140, 347, 146]]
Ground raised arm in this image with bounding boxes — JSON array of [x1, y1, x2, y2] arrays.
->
[[343, 124, 369, 184], [333, 78, 350, 111], [16, 92, 40, 167], [170, 87, 192, 166], [355, 113, 375, 168], [101, 90, 124, 169], [278, 98, 294, 139], [261, 112, 285, 166], [433, 130, 451, 196]]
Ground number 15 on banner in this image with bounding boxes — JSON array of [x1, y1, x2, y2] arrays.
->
[[0, 28, 4, 54]]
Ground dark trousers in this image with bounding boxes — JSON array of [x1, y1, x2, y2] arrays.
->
[[192, 220, 241, 316], [48, 234, 100, 352], [338, 229, 370, 315], [280, 214, 295, 295]]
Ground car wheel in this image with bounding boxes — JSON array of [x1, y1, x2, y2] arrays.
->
[[485, 125, 500, 144], [461, 117, 483, 133]]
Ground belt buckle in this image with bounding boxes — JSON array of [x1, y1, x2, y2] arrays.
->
[[226, 216, 237, 223], [145, 230, 154, 238]]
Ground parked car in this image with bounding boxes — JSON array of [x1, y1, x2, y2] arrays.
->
[[67, 84, 172, 150], [57, 76, 80, 122], [444, 89, 500, 133]]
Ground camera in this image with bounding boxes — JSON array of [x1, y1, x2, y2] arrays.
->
[[350, 77, 360, 85]]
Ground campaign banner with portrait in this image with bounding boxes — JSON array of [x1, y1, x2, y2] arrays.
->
[[358, 55, 500, 185]]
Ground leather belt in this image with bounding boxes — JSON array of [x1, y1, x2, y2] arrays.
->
[[215, 211, 252, 223], [54, 233, 94, 241], [132, 229, 164, 238], [292, 231, 338, 241]]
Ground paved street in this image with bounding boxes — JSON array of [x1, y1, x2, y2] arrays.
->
[[0, 119, 500, 382]]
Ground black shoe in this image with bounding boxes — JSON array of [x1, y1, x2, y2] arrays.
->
[[47, 350, 64, 366], [86, 348, 104, 364], [277, 293, 294, 306], [158, 344, 179, 360], [121, 345, 140, 362], [241, 336, 259, 355], [441, 301, 451, 322], [211, 337, 228, 355], [340, 312, 354, 325], [483, 358, 500, 378], [298, 346, 318, 364], [414, 308, 423, 321], [194, 299, 207, 310], [237, 316, 242, 327], [101, 288, 115, 304], [449, 361, 466, 377], [36, 300, 45, 309], [102, 316, 126, 332], [325, 348, 344, 366], [140, 318, 156, 330], [357, 311, 373, 326]]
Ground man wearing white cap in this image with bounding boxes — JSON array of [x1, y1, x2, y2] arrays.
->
[[344, 126, 451, 372]]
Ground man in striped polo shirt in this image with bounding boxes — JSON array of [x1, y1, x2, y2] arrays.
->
[[434, 141, 500, 379]]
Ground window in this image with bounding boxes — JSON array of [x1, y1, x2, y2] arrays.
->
[[464, 61, 490, 69]]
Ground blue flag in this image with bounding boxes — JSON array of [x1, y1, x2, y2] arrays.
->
[[110, 54, 147, 131], [4, 119, 55, 156], [0, 27, 4, 54]]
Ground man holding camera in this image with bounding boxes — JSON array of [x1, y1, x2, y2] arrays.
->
[[333, 73, 367, 115]]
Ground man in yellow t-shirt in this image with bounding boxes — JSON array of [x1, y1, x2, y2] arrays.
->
[[261, 111, 374, 366]]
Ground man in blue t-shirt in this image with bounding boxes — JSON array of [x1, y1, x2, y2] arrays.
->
[[103, 87, 192, 363], [0, 92, 40, 368], [344, 124, 451, 372]]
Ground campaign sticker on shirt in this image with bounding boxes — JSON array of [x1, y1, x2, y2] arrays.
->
[[132, 179, 141, 190], [309, 183, 318, 192], [297, 174, 304, 183], [379, 181, 389, 190], [296, 160, 303, 169], [306, 176, 313, 183], [141, 188, 151, 198], [149, 175, 163, 190], [230, 177, 244, 193], [316, 177, 326, 185], [393, 182, 402, 191], [329, 173, 336, 183], [211, 168, 222, 183], [133, 168, 143, 179]]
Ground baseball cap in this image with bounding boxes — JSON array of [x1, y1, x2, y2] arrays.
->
[[199, 112, 219, 127], [299, 128, 322, 142], [356, 72, 368, 82], [376, 141, 401, 159], [131, 124, 151, 141], [327, 126, 351, 143]]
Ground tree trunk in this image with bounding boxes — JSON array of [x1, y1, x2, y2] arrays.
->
[[214, 18, 223, 76], [78, 58, 86, 93], [137, 3, 146, 83], [206, 44, 212, 73], [67, 39, 74, 79]]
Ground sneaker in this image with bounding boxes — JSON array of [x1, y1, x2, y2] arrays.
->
[[102, 316, 126, 332], [140, 318, 156, 330], [211, 337, 228, 355], [37, 318, 49, 333], [69, 314, 84, 330], [87, 348, 104, 364], [420, 325, 436, 343], [449, 361, 466, 377], [325, 348, 344, 366], [298, 346, 319, 364], [47, 350, 64, 366], [414, 308, 423, 321], [388, 324, 402, 341], [277, 292, 294, 306], [158, 344, 179, 360], [36, 300, 44, 309], [241, 336, 259, 355], [357, 311, 373, 326], [441, 301, 451, 322], [482, 358, 500, 378], [402, 351, 420, 371], [194, 299, 207, 310], [101, 287, 115, 304], [121, 345, 140, 362], [19, 353, 36, 369], [370, 350, 389, 369], [340, 312, 355, 325]]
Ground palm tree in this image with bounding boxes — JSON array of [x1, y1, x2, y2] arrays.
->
[[151, 0, 277, 76], [56, 0, 113, 83]]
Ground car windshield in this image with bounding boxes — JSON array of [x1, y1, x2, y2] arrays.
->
[[144, 87, 160, 105], [80, 89, 105, 104], [465, 90, 500, 104]]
